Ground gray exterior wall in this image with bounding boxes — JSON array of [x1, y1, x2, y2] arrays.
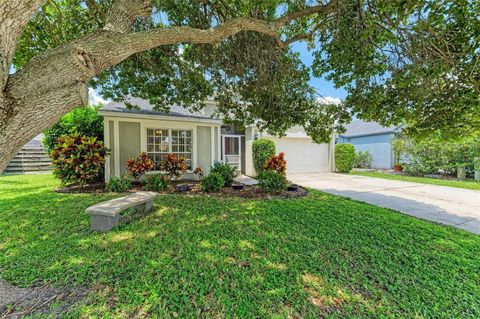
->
[[197, 126, 212, 173], [104, 116, 221, 181], [339, 133, 395, 169], [119, 122, 141, 175]]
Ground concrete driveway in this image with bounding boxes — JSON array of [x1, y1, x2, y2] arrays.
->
[[289, 173, 480, 234]]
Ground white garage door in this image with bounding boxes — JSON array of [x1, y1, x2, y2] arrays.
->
[[268, 137, 330, 173]]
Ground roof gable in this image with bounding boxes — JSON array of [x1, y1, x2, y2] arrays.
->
[[340, 120, 401, 137]]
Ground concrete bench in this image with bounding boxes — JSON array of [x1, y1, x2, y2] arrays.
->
[[86, 191, 157, 232]]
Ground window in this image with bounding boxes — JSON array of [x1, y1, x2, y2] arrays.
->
[[147, 128, 193, 170]]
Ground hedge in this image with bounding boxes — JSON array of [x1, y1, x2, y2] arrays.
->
[[335, 143, 356, 173], [252, 139, 275, 174]]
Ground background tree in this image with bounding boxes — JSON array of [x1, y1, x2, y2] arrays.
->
[[43, 105, 103, 153], [0, 0, 478, 172]]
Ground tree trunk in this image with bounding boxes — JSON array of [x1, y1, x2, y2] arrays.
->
[[0, 84, 88, 172]]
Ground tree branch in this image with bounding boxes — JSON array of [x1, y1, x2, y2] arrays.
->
[[104, 0, 152, 33], [0, 0, 341, 173], [85, 0, 107, 24], [6, 1, 339, 105], [283, 33, 313, 47], [273, 0, 339, 28]]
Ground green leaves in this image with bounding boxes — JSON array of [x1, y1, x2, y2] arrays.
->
[[51, 133, 109, 185], [252, 139, 275, 173], [16, 0, 480, 142], [43, 105, 104, 153], [334, 143, 356, 173], [200, 172, 225, 192], [312, 0, 480, 139], [2, 174, 480, 317]]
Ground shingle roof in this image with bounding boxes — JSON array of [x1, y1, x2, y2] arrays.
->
[[339, 120, 401, 137], [100, 96, 219, 120]]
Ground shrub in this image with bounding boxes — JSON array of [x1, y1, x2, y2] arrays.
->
[[264, 152, 287, 175], [43, 105, 103, 153], [335, 143, 356, 173], [354, 151, 373, 168], [145, 174, 169, 191], [403, 134, 480, 176], [475, 157, 480, 171], [160, 154, 187, 180], [106, 176, 132, 192], [210, 161, 236, 186], [200, 172, 225, 192], [252, 139, 276, 174], [51, 133, 109, 185], [126, 152, 154, 181], [258, 170, 288, 193], [391, 136, 407, 164]]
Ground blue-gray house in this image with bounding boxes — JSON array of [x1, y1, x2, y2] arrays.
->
[[337, 120, 402, 169]]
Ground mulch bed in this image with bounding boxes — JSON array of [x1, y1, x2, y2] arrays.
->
[[56, 180, 308, 199], [0, 279, 90, 319], [55, 182, 106, 194]]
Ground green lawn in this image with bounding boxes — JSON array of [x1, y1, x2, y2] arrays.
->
[[1, 174, 479, 318], [352, 170, 480, 191]]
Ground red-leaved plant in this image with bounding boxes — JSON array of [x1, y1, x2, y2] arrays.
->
[[51, 133, 109, 185], [126, 152, 154, 181], [161, 154, 187, 180], [264, 152, 287, 175]]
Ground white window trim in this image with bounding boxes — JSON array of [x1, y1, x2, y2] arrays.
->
[[145, 127, 195, 172]]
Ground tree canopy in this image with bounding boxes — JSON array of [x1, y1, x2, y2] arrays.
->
[[0, 0, 479, 171]]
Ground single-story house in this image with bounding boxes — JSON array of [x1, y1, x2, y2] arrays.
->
[[100, 97, 335, 181], [337, 120, 402, 169]]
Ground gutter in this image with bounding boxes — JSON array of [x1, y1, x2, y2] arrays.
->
[[339, 130, 399, 139], [99, 110, 223, 125]]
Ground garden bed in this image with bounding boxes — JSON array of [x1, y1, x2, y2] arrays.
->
[[56, 180, 308, 199]]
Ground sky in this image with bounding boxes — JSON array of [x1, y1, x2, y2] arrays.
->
[[89, 41, 347, 105], [290, 42, 347, 101]]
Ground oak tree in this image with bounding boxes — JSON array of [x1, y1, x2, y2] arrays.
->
[[0, 0, 478, 172]]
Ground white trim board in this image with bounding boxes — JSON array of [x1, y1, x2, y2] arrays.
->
[[99, 111, 222, 125]]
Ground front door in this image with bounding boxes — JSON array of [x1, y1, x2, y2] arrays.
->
[[222, 135, 242, 171]]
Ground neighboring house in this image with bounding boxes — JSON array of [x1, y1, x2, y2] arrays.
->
[[337, 120, 402, 169], [100, 97, 335, 181], [5, 134, 52, 174]]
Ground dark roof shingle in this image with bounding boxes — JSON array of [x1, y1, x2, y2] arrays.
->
[[101, 96, 219, 120]]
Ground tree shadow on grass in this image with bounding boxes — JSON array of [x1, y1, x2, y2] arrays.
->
[[321, 187, 480, 233], [1, 187, 479, 318], [0, 178, 29, 185]]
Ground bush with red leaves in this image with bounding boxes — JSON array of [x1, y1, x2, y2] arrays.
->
[[264, 152, 287, 175]]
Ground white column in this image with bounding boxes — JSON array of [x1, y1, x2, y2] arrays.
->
[[192, 127, 197, 170], [244, 126, 256, 176], [140, 122, 146, 153], [217, 126, 221, 162], [104, 118, 111, 182], [114, 120, 120, 177], [210, 126, 215, 165], [329, 131, 336, 172]]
